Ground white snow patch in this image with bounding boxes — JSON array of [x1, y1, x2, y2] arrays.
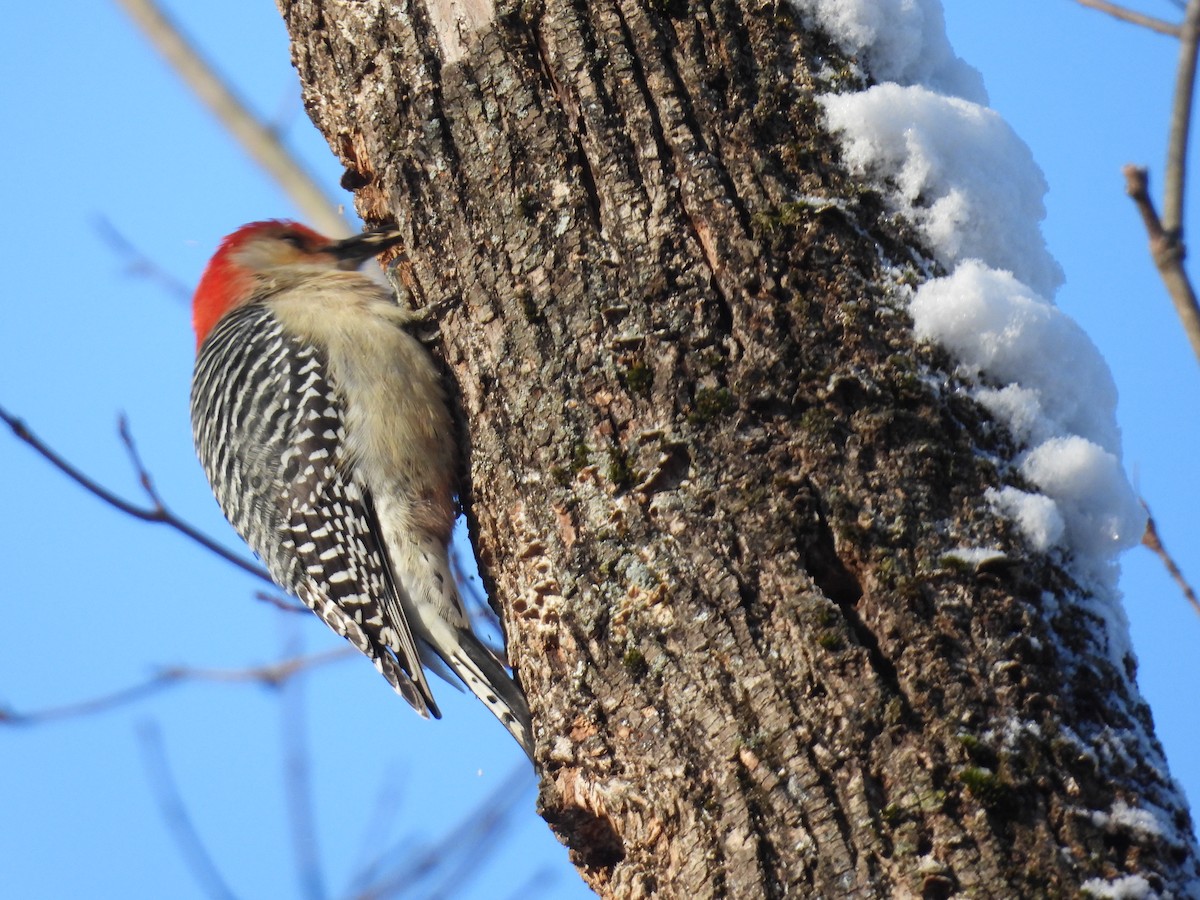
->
[[984, 487, 1064, 555], [796, 1, 1200, 878], [1020, 437, 1144, 565], [1080, 874, 1156, 900], [912, 263, 1144, 582], [789, 0, 986, 102], [820, 86, 1063, 298], [808, 2, 1146, 667], [1091, 800, 1167, 842], [973, 384, 1048, 447], [911, 262, 1118, 452], [986, 717, 1043, 753]]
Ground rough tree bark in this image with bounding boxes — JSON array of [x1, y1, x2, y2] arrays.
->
[[279, 0, 1200, 896]]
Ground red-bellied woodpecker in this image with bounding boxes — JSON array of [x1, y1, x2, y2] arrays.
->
[[190, 220, 533, 759]]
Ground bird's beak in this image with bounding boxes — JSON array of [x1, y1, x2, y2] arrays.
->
[[324, 229, 406, 270]]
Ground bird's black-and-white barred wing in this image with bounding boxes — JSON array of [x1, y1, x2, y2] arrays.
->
[[190, 302, 437, 717]]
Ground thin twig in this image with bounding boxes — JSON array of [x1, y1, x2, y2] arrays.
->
[[1074, 0, 1183, 36], [280, 634, 327, 900], [138, 722, 242, 900], [92, 215, 192, 302], [351, 765, 533, 900], [0, 649, 354, 726], [156, 648, 355, 688], [0, 403, 272, 584], [1123, 166, 1200, 360], [1165, 0, 1200, 233], [1121, 0, 1200, 367], [421, 766, 534, 900], [345, 767, 408, 896], [112, 0, 349, 237], [119, 413, 165, 507], [0, 675, 178, 725], [1142, 504, 1200, 618], [256, 590, 311, 614]]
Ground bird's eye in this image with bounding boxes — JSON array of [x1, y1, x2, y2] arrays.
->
[[280, 232, 308, 249]]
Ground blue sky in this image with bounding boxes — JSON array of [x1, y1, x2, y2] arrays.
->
[[1, 2, 1196, 897]]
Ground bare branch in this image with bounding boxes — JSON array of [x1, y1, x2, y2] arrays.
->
[[350, 764, 533, 900], [0, 674, 178, 725], [1164, 0, 1200, 233], [0, 649, 354, 726], [345, 768, 408, 895], [118, 412, 166, 507], [280, 638, 327, 900], [418, 767, 535, 900], [112, 0, 349, 237], [0, 403, 272, 584], [256, 590, 311, 614], [1121, 2, 1200, 366], [156, 649, 355, 688], [92, 215, 192, 302], [1123, 166, 1200, 360], [1074, 0, 1183, 36], [138, 722, 242, 900], [1142, 504, 1200, 618]]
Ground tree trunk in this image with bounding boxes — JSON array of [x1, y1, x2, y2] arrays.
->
[[278, 0, 1199, 895]]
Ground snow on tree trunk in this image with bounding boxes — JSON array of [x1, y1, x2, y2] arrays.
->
[[278, 0, 1200, 894]]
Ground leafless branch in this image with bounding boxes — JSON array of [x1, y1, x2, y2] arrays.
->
[[1124, 165, 1200, 360], [349, 764, 534, 900], [0, 403, 272, 584], [1074, 0, 1183, 37], [93, 215, 192, 302], [1119, 1, 1200, 366], [280, 638, 327, 900], [157, 648, 356, 688], [1142, 504, 1200, 617], [118, 412, 166, 506], [0, 649, 354, 726], [0, 674, 176, 726], [257, 590, 311, 614], [1165, 0, 1200, 233], [418, 766, 536, 900], [138, 722, 242, 900], [345, 768, 408, 895], [112, 0, 349, 237]]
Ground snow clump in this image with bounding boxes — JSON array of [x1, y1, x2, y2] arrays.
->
[[795, 0, 1143, 593], [789, 0, 986, 102]]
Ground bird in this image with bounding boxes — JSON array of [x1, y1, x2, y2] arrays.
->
[[189, 219, 533, 760]]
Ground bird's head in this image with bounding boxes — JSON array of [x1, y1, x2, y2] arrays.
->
[[192, 220, 404, 349]]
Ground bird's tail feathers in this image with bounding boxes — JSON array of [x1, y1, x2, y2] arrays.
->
[[390, 531, 534, 760], [417, 642, 466, 693], [447, 629, 535, 762]]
